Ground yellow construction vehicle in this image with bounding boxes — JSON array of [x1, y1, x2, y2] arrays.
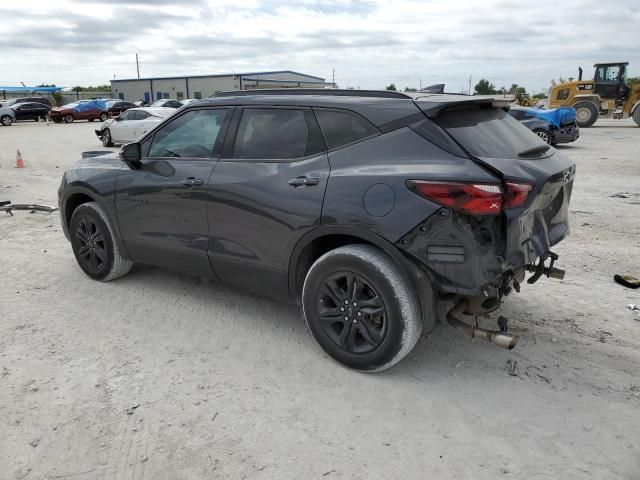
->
[[548, 62, 640, 127]]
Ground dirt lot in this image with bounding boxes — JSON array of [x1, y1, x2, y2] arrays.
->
[[0, 119, 639, 480]]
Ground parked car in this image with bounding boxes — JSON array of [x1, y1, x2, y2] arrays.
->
[[1, 96, 51, 107], [95, 107, 176, 147], [0, 105, 16, 126], [49, 99, 109, 123], [507, 106, 579, 145], [105, 100, 136, 117], [58, 90, 575, 371], [180, 98, 200, 106], [150, 99, 183, 108], [10, 102, 51, 122]]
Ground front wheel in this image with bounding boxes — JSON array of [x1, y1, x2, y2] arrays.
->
[[64, 114, 74, 123], [302, 244, 422, 372], [101, 128, 113, 147], [573, 101, 599, 128], [70, 202, 133, 281], [533, 128, 551, 144], [0, 115, 13, 126]]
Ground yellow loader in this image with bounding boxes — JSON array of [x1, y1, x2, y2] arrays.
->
[[548, 62, 640, 127]]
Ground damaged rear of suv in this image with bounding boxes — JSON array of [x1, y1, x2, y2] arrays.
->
[[58, 90, 574, 372]]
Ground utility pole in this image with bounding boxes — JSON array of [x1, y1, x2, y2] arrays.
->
[[332, 68, 335, 87], [468, 75, 472, 95], [136, 53, 140, 79], [419, 78, 422, 90]]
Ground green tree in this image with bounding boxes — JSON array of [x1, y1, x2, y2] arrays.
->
[[628, 76, 640, 85], [532, 92, 547, 99], [386, 83, 397, 91], [404, 87, 417, 92], [474, 79, 497, 95]]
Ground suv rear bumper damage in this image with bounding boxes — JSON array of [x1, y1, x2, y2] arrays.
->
[[397, 207, 567, 305]]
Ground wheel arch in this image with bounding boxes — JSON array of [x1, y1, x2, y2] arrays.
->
[[62, 187, 130, 260], [289, 225, 437, 333]]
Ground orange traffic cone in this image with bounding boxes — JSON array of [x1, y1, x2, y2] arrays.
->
[[15, 150, 25, 168]]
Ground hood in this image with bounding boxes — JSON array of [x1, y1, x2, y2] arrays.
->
[[74, 151, 121, 169]]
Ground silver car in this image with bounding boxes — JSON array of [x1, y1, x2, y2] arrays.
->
[[0, 105, 17, 126], [95, 107, 175, 146]]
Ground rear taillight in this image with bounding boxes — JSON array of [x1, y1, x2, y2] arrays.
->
[[407, 180, 533, 214], [504, 181, 532, 208], [407, 181, 503, 215]]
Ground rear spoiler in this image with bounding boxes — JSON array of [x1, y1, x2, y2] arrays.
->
[[412, 94, 512, 118]]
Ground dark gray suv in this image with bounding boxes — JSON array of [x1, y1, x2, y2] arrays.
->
[[58, 90, 574, 371]]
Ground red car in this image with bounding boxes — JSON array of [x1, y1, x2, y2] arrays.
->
[[49, 100, 109, 123]]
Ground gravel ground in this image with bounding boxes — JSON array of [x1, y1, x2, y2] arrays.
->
[[0, 119, 639, 480]]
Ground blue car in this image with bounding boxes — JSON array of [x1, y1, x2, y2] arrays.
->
[[508, 106, 579, 145]]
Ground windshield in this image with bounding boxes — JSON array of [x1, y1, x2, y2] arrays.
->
[[436, 107, 550, 159], [151, 100, 166, 106]]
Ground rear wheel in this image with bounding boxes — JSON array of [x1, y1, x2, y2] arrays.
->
[[533, 128, 551, 144], [0, 115, 13, 126], [70, 202, 132, 281], [99, 112, 108, 122], [302, 244, 422, 372], [573, 101, 599, 128], [64, 114, 74, 123], [633, 107, 640, 127]]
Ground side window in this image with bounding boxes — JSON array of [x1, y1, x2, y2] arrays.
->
[[232, 108, 324, 160], [314, 109, 378, 150], [118, 111, 133, 121], [148, 109, 228, 159], [135, 111, 150, 120]]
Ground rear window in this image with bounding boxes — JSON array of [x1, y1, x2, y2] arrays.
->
[[436, 107, 549, 158], [233, 108, 325, 159]]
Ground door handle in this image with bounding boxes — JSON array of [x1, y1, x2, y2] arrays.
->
[[181, 177, 204, 187], [288, 176, 320, 188]]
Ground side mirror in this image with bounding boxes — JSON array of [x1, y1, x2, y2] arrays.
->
[[119, 142, 142, 168]]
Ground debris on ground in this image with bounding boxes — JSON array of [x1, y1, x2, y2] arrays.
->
[[125, 404, 141, 415], [506, 359, 519, 377], [1, 200, 58, 216], [614, 274, 640, 289], [609, 192, 630, 198], [628, 304, 640, 321]]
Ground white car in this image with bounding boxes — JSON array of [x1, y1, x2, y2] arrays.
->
[[95, 107, 175, 147]]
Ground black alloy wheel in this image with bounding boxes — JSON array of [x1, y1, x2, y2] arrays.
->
[[317, 271, 388, 354], [74, 216, 107, 275]]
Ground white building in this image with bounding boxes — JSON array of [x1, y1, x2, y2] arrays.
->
[[110, 70, 334, 102]]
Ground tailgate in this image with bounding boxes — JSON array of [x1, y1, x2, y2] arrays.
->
[[419, 100, 576, 268]]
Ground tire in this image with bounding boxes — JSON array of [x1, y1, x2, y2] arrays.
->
[[633, 107, 640, 127], [64, 114, 74, 123], [99, 112, 108, 122], [101, 128, 113, 147], [573, 101, 599, 128], [1, 115, 13, 126], [302, 244, 422, 372], [53, 118, 61, 123], [69, 202, 133, 281], [533, 128, 551, 144]]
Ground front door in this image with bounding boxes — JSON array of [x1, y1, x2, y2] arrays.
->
[[206, 107, 330, 299], [109, 110, 137, 143], [115, 107, 232, 277]]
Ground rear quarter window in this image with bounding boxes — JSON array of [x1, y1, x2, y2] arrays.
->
[[436, 107, 549, 159], [314, 109, 378, 150]]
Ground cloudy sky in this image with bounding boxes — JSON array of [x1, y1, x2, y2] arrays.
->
[[1, 0, 638, 93]]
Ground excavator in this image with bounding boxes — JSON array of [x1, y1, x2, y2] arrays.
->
[[548, 62, 640, 127]]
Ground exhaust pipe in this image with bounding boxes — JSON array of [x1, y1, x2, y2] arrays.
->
[[446, 300, 519, 350]]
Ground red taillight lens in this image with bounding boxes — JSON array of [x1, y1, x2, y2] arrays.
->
[[504, 181, 533, 208], [408, 180, 503, 215]]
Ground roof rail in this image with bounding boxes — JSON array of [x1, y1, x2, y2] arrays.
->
[[210, 88, 412, 99]]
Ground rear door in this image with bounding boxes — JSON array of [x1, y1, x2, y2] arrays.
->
[[115, 107, 232, 277], [429, 104, 575, 266], [206, 106, 330, 299]]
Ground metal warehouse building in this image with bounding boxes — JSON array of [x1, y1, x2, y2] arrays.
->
[[110, 70, 333, 103]]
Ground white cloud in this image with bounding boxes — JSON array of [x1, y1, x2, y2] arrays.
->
[[0, 0, 638, 93]]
